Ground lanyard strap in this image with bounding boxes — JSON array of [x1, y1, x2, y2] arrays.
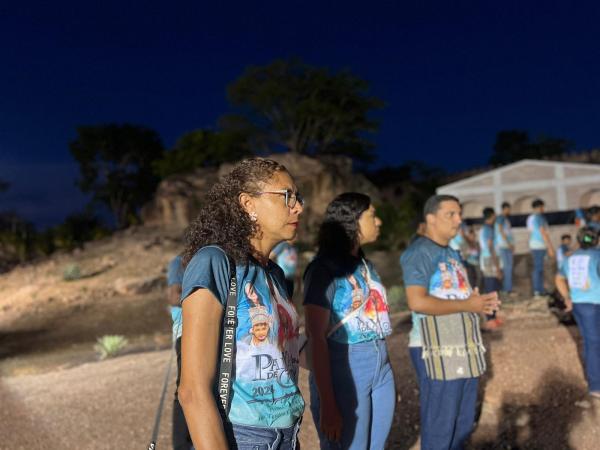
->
[[217, 254, 237, 417]]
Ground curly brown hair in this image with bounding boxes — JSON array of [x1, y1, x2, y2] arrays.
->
[[182, 157, 288, 265]]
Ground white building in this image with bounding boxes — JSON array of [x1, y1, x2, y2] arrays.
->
[[436, 159, 600, 254]]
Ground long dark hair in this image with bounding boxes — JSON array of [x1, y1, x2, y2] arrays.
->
[[317, 192, 371, 260], [183, 158, 288, 264]]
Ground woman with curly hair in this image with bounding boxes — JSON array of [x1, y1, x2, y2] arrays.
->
[[177, 158, 305, 450], [304, 192, 396, 450]]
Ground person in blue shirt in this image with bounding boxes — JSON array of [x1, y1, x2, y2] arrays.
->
[[480, 207, 502, 328], [555, 227, 600, 399], [495, 202, 514, 294], [400, 194, 500, 450], [556, 234, 573, 269], [177, 158, 305, 450], [587, 205, 600, 234], [304, 193, 395, 450], [526, 199, 555, 296], [167, 254, 193, 450], [270, 239, 298, 297]]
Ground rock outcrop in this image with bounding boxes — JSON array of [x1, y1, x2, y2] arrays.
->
[[141, 154, 380, 242]]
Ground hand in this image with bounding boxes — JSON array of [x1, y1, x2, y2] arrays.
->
[[467, 288, 501, 315], [564, 297, 573, 313], [548, 248, 556, 259], [320, 401, 343, 443], [496, 267, 503, 281]]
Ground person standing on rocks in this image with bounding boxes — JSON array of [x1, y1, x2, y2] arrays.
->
[[555, 226, 600, 399], [400, 194, 500, 450], [526, 199, 555, 297], [166, 254, 193, 450], [495, 202, 515, 295], [177, 158, 305, 450], [304, 193, 395, 450]]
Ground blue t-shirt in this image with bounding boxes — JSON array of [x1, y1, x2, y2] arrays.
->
[[400, 237, 472, 347], [527, 213, 549, 250], [271, 242, 298, 280], [559, 248, 600, 304], [494, 215, 513, 249], [303, 256, 392, 344], [557, 244, 571, 267], [479, 224, 495, 259], [167, 255, 184, 340], [588, 221, 600, 232], [181, 246, 304, 428]]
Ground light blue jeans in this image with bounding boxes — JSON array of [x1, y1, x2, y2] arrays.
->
[[230, 420, 301, 450], [309, 339, 396, 450], [498, 248, 513, 292]]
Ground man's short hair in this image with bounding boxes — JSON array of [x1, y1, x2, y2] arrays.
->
[[423, 194, 460, 219], [482, 207, 495, 220], [561, 234, 571, 241], [588, 205, 600, 216], [501, 201, 510, 209], [531, 198, 545, 209]]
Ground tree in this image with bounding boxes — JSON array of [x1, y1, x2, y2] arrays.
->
[[490, 130, 574, 165], [69, 124, 164, 228], [153, 128, 253, 178], [225, 59, 384, 163]]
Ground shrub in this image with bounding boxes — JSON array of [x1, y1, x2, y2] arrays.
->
[[94, 335, 128, 359], [63, 264, 82, 281]]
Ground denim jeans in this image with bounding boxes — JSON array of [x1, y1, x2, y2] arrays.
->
[[231, 420, 301, 450], [531, 249, 547, 295], [410, 347, 478, 450], [309, 339, 396, 450], [572, 303, 600, 392], [498, 248, 513, 292]]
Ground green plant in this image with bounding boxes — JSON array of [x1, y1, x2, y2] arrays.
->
[[387, 285, 408, 312], [63, 263, 82, 281], [94, 335, 128, 360]]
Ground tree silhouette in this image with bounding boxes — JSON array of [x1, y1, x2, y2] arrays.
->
[[69, 124, 164, 228], [225, 59, 384, 163]]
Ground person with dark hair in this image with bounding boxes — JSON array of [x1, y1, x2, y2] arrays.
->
[[304, 192, 395, 450], [480, 207, 503, 329], [587, 205, 600, 233], [555, 226, 600, 399], [166, 254, 193, 450], [495, 202, 514, 294], [557, 234, 573, 268], [400, 194, 500, 450], [177, 158, 305, 450], [526, 198, 555, 296]]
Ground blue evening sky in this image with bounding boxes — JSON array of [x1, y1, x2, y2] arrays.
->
[[1, 1, 599, 226]]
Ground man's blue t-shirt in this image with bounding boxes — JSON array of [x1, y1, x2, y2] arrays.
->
[[271, 241, 298, 280], [588, 221, 600, 232], [303, 256, 392, 344], [527, 213, 549, 250], [479, 224, 494, 259], [559, 248, 600, 304], [400, 237, 473, 347], [495, 215, 513, 249], [181, 246, 305, 428], [167, 255, 184, 340]]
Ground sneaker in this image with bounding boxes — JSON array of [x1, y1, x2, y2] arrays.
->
[[483, 319, 502, 331]]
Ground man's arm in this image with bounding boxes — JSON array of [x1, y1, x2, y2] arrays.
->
[[406, 285, 500, 316], [541, 226, 555, 258], [489, 238, 503, 280], [554, 274, 573, 312]]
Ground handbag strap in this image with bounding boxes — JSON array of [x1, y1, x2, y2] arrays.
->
[[216, 253, 237, 417]]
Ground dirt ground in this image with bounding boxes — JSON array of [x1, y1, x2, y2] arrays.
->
[[1, 304, 599, 450], [1, 229, 599, 449]]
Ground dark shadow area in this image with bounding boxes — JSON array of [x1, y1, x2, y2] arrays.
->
[[473, 369, 588, 450]]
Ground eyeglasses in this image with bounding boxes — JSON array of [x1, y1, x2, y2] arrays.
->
[[254, 189, 304, 208]]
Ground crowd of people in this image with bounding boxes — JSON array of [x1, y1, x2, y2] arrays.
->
[[162, 157, 600, 450]]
